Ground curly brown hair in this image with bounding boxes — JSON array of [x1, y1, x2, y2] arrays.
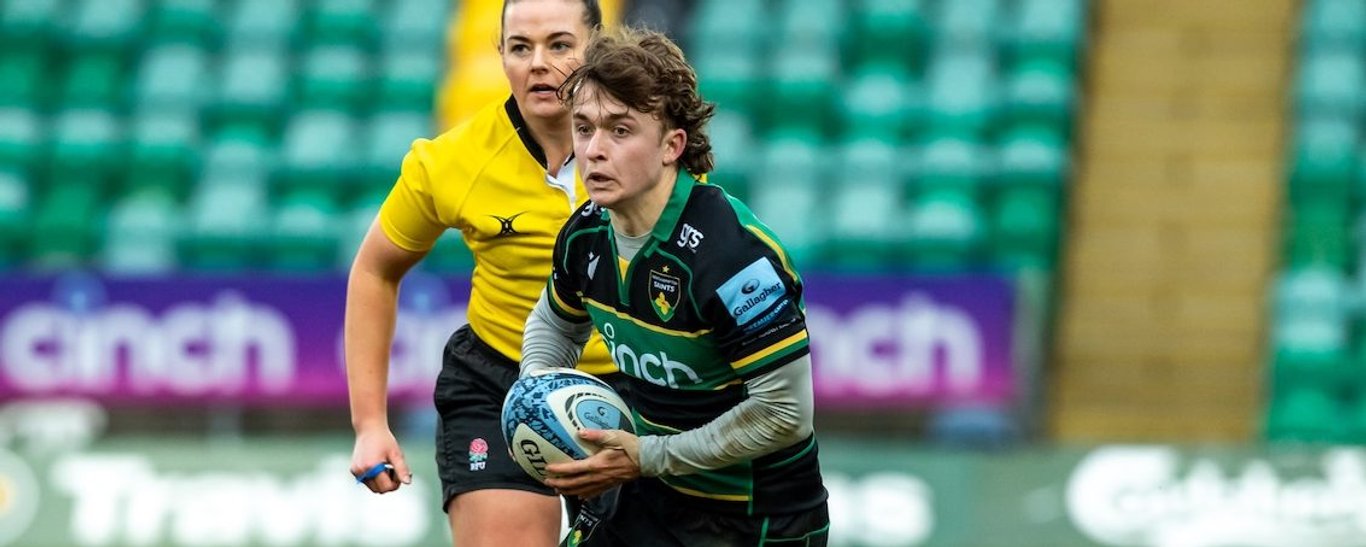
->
[[558, 26, 716, 175]]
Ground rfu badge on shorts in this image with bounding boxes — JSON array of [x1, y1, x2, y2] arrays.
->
[[648, 267, 681, 322]]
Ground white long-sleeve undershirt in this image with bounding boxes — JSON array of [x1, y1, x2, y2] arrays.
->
[[520, 290, 814, 477]]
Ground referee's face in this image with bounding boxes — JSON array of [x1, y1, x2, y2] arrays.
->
[[501, 0, 590, 122], [572, 83, 686, 211]]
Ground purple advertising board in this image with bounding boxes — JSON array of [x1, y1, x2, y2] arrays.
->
[[0, 272, 1013, 407]]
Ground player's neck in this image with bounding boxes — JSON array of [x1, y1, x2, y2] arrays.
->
[[610, 168, 678, 238]]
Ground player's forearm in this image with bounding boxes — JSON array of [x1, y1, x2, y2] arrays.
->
[[521, 290, 592, 376], [344, 267, 402, 432], [637, 355, 815, 476]]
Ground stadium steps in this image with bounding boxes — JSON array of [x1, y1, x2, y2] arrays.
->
[[1051, 0, 1292, 441]]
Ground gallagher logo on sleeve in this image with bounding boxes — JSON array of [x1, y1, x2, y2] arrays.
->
[[716, 258, 786, 328]]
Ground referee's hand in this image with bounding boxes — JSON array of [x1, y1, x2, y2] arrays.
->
[[350, 428, 413, 494], [544, 429, 640, 498]]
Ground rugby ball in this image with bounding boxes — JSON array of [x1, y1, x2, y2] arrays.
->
[[501, 368, 634, 482]]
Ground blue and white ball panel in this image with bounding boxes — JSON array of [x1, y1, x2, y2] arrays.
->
[[715, 257, 788, 329], [501, 369, 633, 482]]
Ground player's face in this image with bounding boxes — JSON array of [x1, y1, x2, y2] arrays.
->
[[501, 0, 590, 121], [572, 83, 685, 210]]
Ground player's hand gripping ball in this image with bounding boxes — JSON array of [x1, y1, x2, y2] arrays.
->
[[501, 368, 634, 481]]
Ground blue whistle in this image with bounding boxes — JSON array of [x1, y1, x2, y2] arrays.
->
[[356, 463, 395, 484]]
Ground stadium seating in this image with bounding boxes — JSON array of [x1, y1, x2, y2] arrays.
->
[[0, 0, 449, 272], [1269, 0, 1366, 441], [0, 0, 1083, 279]]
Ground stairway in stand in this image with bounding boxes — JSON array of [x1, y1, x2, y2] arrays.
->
[[1051, 0, 1293, 440]]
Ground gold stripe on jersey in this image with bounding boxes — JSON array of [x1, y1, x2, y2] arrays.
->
[[657, 479, 751, 502], [745, 225, 799, 285], [582, 298, 714, 338], [731, 330, 809, 370], [377, 97, 616, 375], [548, 285, 588, 318]]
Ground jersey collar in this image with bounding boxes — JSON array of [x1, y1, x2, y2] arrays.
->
[[505, 95, 567, 170], [648, 168, 698, 243]]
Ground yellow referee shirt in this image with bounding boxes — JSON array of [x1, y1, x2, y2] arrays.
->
[[378, 97, 615, 375]]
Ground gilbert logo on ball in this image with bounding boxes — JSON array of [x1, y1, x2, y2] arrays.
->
[[501, 369, 633, 481]]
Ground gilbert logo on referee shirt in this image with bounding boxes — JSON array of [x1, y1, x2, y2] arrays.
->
[[489, 212, 527, 237]]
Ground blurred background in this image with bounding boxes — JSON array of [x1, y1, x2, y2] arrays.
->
[[0, 0, 1354, 545]]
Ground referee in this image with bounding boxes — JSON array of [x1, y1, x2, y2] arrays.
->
[[344, 1, 615, 546]]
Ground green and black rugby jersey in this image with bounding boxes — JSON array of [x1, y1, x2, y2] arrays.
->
[[545, 170, 826, 516]]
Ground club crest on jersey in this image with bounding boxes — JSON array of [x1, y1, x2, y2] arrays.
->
[[648, 267, 681, 322]]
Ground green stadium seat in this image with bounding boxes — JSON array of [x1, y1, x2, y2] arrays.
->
[[926, 45, 1000, 135], [182, 177, 268, 270], [202, 125, 275, 180], [991, 186, 1058, 271], [101, 188, 180, 274], [213, 47, 289, 129], [226, 0, 300, 49], [147, 0, 221, 46], [1288, 117, 1356, 205], [135, 44, 210, 111], [1, 0, 63, 49], [0, 108, 42, 173], [935, 0, 1001, 45], [1003, 58, 1076, 130], [705, 109, 757, 201], [59, 54, 125, 110], [271, 189, 341, 271], [128, 110, 200, 195], [775, 0, 845, 51], [0, 169, 30, 267], [1296, 48, 1363, 118], [30, 182, 101, 267], [765, 46, 839, 135], [382, 0, 450, 51], [687, 0, 766, 58], [1303, 0, 1366, 51], [376, 50, 441, 112], [279, 111, 361, 197], [838, 61, 914, 142], [1266, 387, 1341, 442], [298, 45, 372, 112], [1349, 396, 1366, 444], [364, 110, 429, 189], [306, 0, 378, 49], [849, 0, 928, 70], [696, 49, 762, 117], [1009, 0, 1086, 68], [1271, 267, 1351, 386], [0, 50, 46, 108], [64, 0, 144, 55], [1283, 199, 1350, 270], [748, 130, 827, 265], [48, 108, 124, 183], [830, 138, 906, 268], [997, 124, 1067, 188], [919, 132, 989, 193], [906, 188, 985, 269], [424, 229, 476, 274]]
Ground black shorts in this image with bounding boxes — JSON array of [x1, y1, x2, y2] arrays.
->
[[564, 479, 830, 546], [434, 324, 554, 509]]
